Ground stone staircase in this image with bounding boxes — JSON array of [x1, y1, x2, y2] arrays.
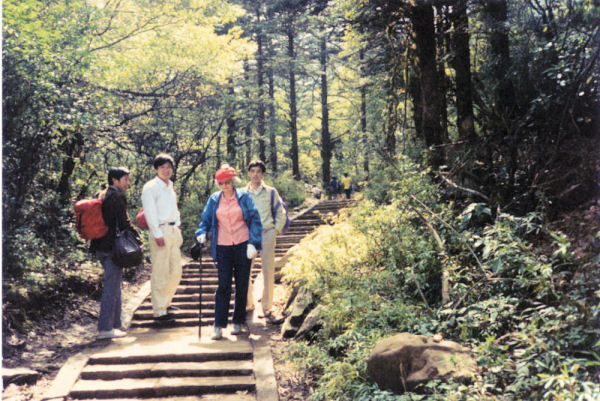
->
[[50, 199, 353, 401]]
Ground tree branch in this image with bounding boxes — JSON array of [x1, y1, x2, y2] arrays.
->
[[439, 168, 490, 201]]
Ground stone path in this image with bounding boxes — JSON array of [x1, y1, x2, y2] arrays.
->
[[42, 199, 353, 401]]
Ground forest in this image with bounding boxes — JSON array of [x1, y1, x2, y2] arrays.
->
[[3, 0, 600, 399]]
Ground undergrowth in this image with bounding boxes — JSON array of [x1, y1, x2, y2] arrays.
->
[[280, 158, 600, 401]]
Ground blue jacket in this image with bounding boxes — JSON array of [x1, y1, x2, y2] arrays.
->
[[196, 189, 263, 261]]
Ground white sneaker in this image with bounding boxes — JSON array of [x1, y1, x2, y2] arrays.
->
[[211, 327, 222, 340], [97, 329, 127, 340], [231, 323, 242, 335]]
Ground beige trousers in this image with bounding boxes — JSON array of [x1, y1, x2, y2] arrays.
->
[[248, 228, 276, 313], [149, 225, 183, 316]]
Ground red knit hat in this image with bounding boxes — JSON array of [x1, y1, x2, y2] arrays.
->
[[215, 166, 237, 183]]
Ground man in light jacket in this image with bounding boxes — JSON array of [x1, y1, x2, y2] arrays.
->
[[141, 153, 183, 322], [244, 160, 287, 321]]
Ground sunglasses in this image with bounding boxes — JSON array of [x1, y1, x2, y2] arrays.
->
[[218, 180, 233, 186]]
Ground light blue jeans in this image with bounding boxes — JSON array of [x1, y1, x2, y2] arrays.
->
[[96, 250, 122, 331]]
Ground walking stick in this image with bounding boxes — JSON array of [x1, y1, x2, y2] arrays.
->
[[197, 244, 203, 338], [190, 240, 203, 338]]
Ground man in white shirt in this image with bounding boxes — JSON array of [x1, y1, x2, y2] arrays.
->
[[141, 154, 183, 321], [244, 160, 286, 321]]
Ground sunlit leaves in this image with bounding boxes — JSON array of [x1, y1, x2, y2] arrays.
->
[[86, 0, 252, 88]]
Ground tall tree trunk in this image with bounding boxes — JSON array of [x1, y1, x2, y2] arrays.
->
[[57, 132, 84, 205], [320, 37, 332, 187], [412, 1, 445, 167], [484, 0, 516, 203], [243, 59, 252, 168], [267, 56, 278, 172], [484, 0, 514, 114], [217, 128, 223, 169], [287, 21, 300, 179], [436, 6, 449, 143], [384, 86, 397, 157], [448, 0, 475, 142], [255, 3, 266, 162], [226, 84, 236, 164], [360, 49, 369, 176], [409, 67, 423, 143]]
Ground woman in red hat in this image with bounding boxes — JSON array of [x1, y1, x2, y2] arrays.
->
[[196, 165, 263, 340]]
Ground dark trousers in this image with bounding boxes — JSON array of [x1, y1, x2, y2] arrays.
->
[[214, 242, 251, 328]]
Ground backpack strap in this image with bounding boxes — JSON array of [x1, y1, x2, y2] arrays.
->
[[270, 189, 277, 225]]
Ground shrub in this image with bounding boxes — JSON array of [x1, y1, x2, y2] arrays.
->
[[279, 162, 600, 400]]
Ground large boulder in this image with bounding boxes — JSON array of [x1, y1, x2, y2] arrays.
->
[[367, 332, 477, 394], [281, 286, 314, 338], [294, 304, 325, 341]]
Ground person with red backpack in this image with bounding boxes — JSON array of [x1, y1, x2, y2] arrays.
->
[[90, 167, 141, 340], [243, 160, 288, 323]]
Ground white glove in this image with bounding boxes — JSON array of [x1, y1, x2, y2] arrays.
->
[[246, 243, 257, 259], [197, 234, 206, 244]]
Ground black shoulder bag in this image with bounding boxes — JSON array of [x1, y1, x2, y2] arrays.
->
[[113, 219, 143, 268]]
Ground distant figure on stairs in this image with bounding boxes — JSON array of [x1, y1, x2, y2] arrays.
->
[[327, 176, 339, 200], [341, 172, 353, 199]]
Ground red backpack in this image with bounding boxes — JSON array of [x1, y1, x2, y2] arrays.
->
[[136, 208, 149, 230], [74, 196, 109, 240]]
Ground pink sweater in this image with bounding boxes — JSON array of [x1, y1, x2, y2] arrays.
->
[[216, 194, 250, 245]]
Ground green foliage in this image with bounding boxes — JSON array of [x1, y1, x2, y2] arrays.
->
[[179, 187, 211, 252], [269, 171, 307, 208], [2, 225, 103, 332], [280, 164, 600, 400]]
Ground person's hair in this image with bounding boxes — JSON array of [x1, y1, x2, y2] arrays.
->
[[107, 167, 130, 186], [247, 159, 266, 173], [344, 172, 348, 176], [153, 153, 175, 170]]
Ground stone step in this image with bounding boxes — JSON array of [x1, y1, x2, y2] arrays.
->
[[83, 395, 255, 401], [137, 302, 228, 311], [177, 285, 218, 294], [133, 310, 217, 320], [88, 345, 253, 365], [69, 376, 255, 399], [181, 270, 260, 280], [129, 317, 218, 328], [138, 303, 202, 310], [171, 294, 215, 303], [80, 360, 254, 380], [174, 285, 267, 295], [180, 278, 219, 285]]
